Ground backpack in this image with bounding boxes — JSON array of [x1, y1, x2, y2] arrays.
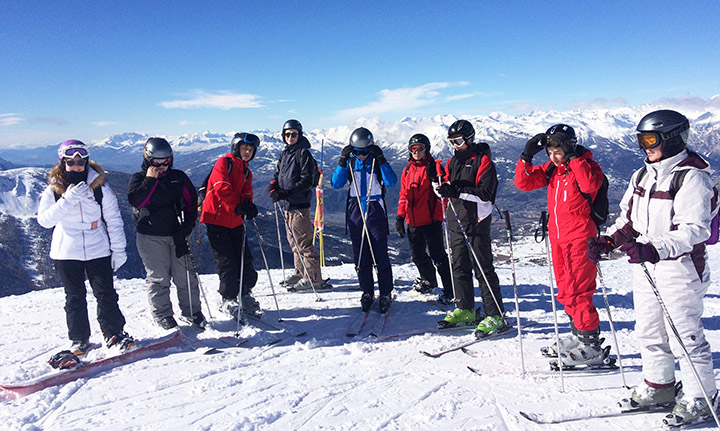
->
[[197, 157, 233, 211], [635, 166, 720, 245], [297, 149, 321, 188], [545, 163, 610, 228]]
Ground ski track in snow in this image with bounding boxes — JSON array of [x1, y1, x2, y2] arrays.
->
[[2, 237, 720, 430]]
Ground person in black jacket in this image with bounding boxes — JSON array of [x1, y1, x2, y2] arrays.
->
[[268, 120, 324, 290], [436, 120, 505, 335], [128, 137, 205, 330]]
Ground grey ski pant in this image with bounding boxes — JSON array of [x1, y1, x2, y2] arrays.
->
[[136, 232, 200, 322]]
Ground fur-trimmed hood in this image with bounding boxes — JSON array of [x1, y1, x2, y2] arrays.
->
[[48, 160, 106, 195]]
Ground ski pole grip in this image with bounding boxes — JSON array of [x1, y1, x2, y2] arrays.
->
[[503, 210, 511, 231]]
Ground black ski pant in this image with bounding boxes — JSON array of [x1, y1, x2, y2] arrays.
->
[[55, 256, 126, 342], [206, 223, 258, 301], [449, 217, 503, 316], [407, 222, 452, 297]]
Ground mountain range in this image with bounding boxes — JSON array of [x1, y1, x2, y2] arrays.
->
[[0, 103, 718, 296]]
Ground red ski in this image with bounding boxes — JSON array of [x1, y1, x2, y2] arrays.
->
[[0, 331, 182, 401]]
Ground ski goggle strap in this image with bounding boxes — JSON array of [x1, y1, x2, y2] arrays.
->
[[234, 132, 260, 147], [59, 145, 90, 159]]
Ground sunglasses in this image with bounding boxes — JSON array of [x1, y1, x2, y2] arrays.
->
[[410, 145, 426, 154], [64, 159, 87, 167], [284, 132, 299, 138], [150, 158, 171, 167], [353, 148, 370, 156], [448, 136, 465, 147]]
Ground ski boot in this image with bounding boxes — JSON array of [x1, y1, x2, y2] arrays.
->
[[412, 277, 434, 294], [540, 333, 581, 358], [180, 312, 207, 330], [48, 350, 82, 370], [105, 332, 135, 352], [360, 292, 375, 312], [663, 392, 718, 428], [287, 279, 313, 291], [552, 342, 616, 371], [437, 308, 476, 329], [220, 298, 246, 324], [279, 274, 302, 287], [241, 295, 263, 318], [474, 315, 506, 339], [379, 294, 392, 314], [618, 380, 679, 412], [69, 339, 91, 356], [158, 316, 178, 330]]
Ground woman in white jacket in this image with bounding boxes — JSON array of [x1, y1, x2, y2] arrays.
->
[[588, 110, 718, 426], [37, 140, 133, 355]]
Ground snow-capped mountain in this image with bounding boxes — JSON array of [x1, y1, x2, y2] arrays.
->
[[0, 104, 718, 296]]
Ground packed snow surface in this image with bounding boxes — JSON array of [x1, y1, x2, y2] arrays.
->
[[2, 237, 720, 430]]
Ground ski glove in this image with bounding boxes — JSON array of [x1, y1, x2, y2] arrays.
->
[[561, 140, 578, 161], [368, 145, 387, 166], [396, 216, 406, 238], [426, 161, 438, 181], [111, 251, 127, 271], [619, 241, 660, 264], [64, 182, 90, 203], [338, 145, 353, 168], [235, 199, 258, 219], [172, 232, 189, 258], [436, 183, 460, 199], [587, 236, 615, 264], [269, 187, 288, 203], [520, 133, 546, 163]]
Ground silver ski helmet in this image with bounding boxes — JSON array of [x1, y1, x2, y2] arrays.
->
[[231, 132, 260, 161], [636, 109, 689, 157], [349, 127, 374, 149]]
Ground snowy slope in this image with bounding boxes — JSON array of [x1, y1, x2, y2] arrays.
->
[[2, 237, 720, 431]]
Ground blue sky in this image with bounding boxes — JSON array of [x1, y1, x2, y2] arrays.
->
[[1, 1, 719, 147]]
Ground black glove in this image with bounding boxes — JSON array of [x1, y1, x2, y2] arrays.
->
[[173, 231, 189, 258], [587, 236, 615, 264], [426, 161, 438, 181], [368, 145, 387, 165], [619, 241, 660, 264], [437, 183, 459, 199], [234, 199, 258, 219], [396, 216, 406, 238], [339, 145, 353, 168], [269, 187, 289, 203], [520, 133, 546, 163], [561, 139, 577, 161], [267, 181, 278, 194]]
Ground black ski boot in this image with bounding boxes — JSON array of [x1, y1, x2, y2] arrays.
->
[[360, 292, 374, 312], [379, 294, 392, 314]]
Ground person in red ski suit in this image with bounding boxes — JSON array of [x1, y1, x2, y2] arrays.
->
[[514, 124, 606, 363], [396, 134, 452, 301]]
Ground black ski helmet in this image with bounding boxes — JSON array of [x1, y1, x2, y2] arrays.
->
[[636, 109, 689, 157], [545, 124, 578, 152], [282, 119, 303, 134], [231, 132, 261, 161], [408, 134, 431, 153], [447, 120, 475, 145], [349, 127, 374, 149], [144, 137, 173, 160]]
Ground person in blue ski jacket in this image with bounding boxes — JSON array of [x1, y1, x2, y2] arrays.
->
[[331, 127, 397, 314]]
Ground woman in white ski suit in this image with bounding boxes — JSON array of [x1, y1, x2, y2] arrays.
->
[[37, 140, 129, 349], [604, 147, 716, 401]]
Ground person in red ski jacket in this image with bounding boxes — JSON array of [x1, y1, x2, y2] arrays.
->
[[200, 133, 260, 320], [396, 134, 452, 302], [514, 124, 607, 366]]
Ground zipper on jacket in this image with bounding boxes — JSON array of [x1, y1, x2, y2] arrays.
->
[[553, 177, 561, 240]]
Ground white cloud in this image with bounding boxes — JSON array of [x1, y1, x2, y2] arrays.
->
[[92, 121, 119, 127], [0, 113, 24, 126], [333, 82, 468, 120], [159, 90, 263, 110]]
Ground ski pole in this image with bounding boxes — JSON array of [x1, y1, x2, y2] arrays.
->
[[434, 159, 457, 304], [235, 217, 248, 337], [640, 262, 720, 429], [348, 158, 380, 276], [251, 219, 283, 321], [276, 203, 322, 302], [541, 210, 564, 392], [595, 262, 628, 389], [273, 202, 286, 285], [502, 210, 525, 378], [185, 248, 214, 323]]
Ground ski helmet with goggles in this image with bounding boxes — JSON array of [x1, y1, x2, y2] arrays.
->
[[447, 120, 475, 147], [282, 119, 303, 134], [349, 127, 374, 149], [636, 109, 689, 157], [408, 134, 431, 154], [545, 124, 578, 151], [57, 140, 90, 160], [144, 137, 173, 161], [231, 132, 261, 161]]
